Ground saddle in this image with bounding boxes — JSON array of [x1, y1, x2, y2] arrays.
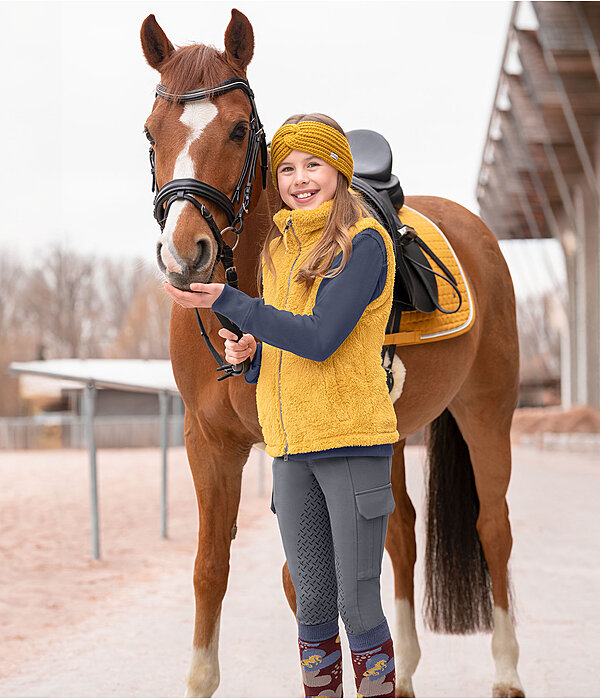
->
[[346, 129, 463, 392]]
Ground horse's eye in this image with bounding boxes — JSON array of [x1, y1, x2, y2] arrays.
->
[[230, 122, 248, 142], [144, 126, 155, 146]]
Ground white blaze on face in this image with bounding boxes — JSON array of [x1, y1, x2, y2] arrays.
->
[[160, 100, 219, 274]]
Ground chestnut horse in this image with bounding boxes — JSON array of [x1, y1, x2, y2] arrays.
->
[[141, 9, 524, 698]]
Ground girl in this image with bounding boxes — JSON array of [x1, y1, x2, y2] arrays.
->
[[164, 114, 399, 698]]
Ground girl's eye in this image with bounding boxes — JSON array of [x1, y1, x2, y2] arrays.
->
[[280, 166, 293, 173], [308, 162, 320, 168]]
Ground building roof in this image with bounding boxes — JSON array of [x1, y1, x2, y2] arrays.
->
[[9, 359, 179, 397], [476, 1, 600, 240]]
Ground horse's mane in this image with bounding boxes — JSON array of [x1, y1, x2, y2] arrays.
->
[[159, 44, 233, 97]]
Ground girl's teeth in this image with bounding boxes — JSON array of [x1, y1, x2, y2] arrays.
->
[[296, 192, 314, 199]]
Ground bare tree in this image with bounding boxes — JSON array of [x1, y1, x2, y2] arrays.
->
[[0, 244, 173, 415], [0, 252, 39, 414], [108, 276, 170, 359], [516, 289, 564, 385], [0, 253, 22, 339], [98, 256, 158, 332], [21, 243, 103, 358]]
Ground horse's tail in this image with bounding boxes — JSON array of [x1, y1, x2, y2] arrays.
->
[[423, 408, 494, 634]]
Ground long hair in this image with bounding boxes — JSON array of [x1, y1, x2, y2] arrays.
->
[[256, 113, 372, 298]]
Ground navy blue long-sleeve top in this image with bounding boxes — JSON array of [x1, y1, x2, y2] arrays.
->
[[211, 228, 394, 460]]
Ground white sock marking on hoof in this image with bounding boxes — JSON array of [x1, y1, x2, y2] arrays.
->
[[491, 606, 524, 695], [185, 613, 221, 698], [394, 598, 420, 696]]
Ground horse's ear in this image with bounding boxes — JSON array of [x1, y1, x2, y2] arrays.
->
[[141, 14, 175, 71], [224, 9, 254, 71]]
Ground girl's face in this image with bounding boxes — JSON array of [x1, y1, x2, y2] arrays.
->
[[276, 149, 339, 210]]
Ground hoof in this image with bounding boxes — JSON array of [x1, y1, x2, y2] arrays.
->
[[396, 680, 416, 698], [492, 684, 525, 698]]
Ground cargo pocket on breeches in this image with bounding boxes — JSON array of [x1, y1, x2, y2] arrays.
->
[[354, 483, 395, 580]]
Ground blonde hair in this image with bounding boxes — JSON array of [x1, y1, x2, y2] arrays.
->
[[257, 113, 371, 298]]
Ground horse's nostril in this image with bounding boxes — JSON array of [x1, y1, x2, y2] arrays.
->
[[194, 239, 210, 270]]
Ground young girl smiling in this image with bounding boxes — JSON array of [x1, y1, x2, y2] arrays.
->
[[164, 114, 399, 698]]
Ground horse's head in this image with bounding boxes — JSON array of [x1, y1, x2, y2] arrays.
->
[[141, 10, 265, 290]]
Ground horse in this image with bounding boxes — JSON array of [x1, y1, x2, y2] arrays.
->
[[141, 9, 524, 698]]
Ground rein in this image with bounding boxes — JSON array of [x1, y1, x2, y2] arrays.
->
[[150, 77, 268, 380]]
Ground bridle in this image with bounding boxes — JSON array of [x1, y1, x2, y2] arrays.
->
[[149, 76, 268, 380]]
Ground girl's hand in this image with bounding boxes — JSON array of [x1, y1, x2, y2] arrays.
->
[[218, 328, 257, 365], [163, 281, 224, 308]]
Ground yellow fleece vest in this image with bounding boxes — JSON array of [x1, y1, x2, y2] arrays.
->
[[256, 198, 400, 458]]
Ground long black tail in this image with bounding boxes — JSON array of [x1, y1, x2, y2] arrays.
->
[[423, 409, 493, 634]]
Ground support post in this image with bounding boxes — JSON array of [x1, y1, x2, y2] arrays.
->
[[83, 381, 100, 560], [159, 391, 169, 539], [257, 445, 265, 497]]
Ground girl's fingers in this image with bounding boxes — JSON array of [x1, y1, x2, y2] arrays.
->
[[190, 282, 215, 293], [163, 281, 208, 307], [218, 330, 255, 363], [218, 327, 240, 342], [225, 348, 249, 362]]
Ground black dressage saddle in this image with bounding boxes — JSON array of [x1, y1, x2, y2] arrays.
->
[[348, 129, 452, 316], [346, 129, 462, 391]]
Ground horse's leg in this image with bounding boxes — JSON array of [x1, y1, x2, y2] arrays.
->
[[282, 561, 297, 614], [183, 412, 247, 698], [450, 390, 524, 698], [386, 438, 421, 698]]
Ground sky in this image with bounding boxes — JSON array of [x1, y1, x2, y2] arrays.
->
[[0, 0, 565, 297]]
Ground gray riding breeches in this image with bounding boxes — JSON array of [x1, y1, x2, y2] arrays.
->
[[271, 454, 395, 635]]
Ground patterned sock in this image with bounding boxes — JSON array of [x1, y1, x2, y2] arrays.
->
[[350, 636, 395, 698], [299, 633, 343, 698]]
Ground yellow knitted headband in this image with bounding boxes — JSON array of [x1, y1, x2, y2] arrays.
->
[[270, 121, 354, 190]]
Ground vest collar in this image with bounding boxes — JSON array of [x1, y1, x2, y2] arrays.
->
[[273, 198, 334, 253]]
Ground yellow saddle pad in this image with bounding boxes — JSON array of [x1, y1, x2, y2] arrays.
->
[[384, 205, 475, 346]]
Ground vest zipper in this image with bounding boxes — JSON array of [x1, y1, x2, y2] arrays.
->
[[279, 217, 300, 461]]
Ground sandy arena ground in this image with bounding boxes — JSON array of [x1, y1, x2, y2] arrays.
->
[[0, 443, 598, 698]]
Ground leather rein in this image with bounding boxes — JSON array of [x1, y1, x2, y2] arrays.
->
[[150, 77, 268, 380]]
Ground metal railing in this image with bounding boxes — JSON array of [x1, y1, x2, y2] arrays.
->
[[0, 414, 184, 450]]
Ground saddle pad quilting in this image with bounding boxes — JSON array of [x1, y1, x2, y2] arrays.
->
[[384, 205, 475, 346]]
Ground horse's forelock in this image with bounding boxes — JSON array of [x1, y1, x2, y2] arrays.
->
[[159, 44, 232, 100]]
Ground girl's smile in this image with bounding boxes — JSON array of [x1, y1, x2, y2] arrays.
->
[[277, 150, 339, 210]]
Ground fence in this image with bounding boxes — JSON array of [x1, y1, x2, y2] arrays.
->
[[0, 414, 185, 450]]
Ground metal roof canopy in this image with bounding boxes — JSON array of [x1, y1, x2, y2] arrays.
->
[[476, 1, 600, 411], [476, 1, 600, 241], [9, 359, 180, 560]]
